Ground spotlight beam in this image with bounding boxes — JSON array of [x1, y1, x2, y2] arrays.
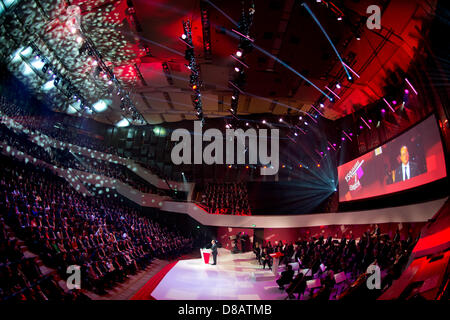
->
[[231, 55, 249, 68], [231, 29, 254, 42], [306, 112, 318, 124], [382, 98, 396, 113], [405, 78, 418, 95], [204, 1, 333, 101], [325, 86, 341, 100], [301, 2, 352, 81], [343, 131, 353, 142], [342, 61, 360, 79], [228, 81, 244, 94], [361, 117, 372, 129], [203, 0, 239, 26], [310, 104, 324, 117]]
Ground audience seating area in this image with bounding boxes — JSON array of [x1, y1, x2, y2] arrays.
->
[[199, 182, 251, 215], [0, 99, 118, 155], [0, 98, 165, 182], [255, 227, 417, 300], [71, 155, 162, 195], [0, 102, 174, 197], [1, 219, 72, 301], [0, 154, 194, 300]]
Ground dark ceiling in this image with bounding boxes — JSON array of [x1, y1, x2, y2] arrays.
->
[[0, 0, 436, 125]]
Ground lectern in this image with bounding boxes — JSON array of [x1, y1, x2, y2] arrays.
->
[[200, 248, 212, 264], [269, 252, 284, 275]]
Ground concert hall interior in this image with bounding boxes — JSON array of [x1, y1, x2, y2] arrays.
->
[[0, 0, 449, 303]]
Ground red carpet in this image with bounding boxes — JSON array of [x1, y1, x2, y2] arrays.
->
[[130, 261, 179, 300]]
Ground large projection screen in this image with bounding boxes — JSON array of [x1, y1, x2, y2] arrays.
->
[[338, 116, 447, 202]]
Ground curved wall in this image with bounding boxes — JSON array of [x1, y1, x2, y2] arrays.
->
[[161, 197, 448, 228]]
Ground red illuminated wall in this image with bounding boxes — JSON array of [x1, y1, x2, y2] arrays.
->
[[262, 222, 424, 244], [217, 222, 425, 248]]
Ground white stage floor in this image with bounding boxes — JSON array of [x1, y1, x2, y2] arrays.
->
[[152, 249, 288, 300]]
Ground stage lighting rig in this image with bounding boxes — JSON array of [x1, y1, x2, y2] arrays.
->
[[28, 44, 93, 114], [65, 12, 147, 125], [182, 19, 204, 124], [229, 1, 255, 117], [200, 0, 212, 61]]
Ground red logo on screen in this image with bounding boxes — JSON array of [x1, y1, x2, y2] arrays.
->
[[345, 160, 364, 191]]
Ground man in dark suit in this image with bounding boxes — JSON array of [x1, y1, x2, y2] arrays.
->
[[276, 264, 294, 290], [211, 240, 218, 265], [394, 146, 420, 183]]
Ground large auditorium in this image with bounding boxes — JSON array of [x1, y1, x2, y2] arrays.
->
[[0, 0, 449, 312]]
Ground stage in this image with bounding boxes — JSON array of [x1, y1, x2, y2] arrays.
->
[[151, 248, 288, 300]]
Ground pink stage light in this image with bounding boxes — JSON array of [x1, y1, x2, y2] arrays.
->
[[383, 98, 396, 113], [361, 117, 371, 129], [342, 61, 360, 79], [405, 78, 418, 95]]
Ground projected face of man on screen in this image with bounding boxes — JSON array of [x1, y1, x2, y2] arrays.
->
[[400, 146, 409, 165], [395, 146, 419, 182], [338, 116, 446, 202]]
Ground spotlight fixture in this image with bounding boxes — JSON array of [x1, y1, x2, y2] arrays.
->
[[279, 118, 283, 122], [336, 83, 341, 89], [227, 2, 255, 117], [182, 19, 204, 122], [262, 120, 266, 124], [200, 3, 212, 60], [319, 103, 324, 108]]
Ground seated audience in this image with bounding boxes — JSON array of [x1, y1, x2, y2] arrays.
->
[[200, 182, 251, 215], [254, 225, 417, 300], [276, 265, 294, 290], [0, 154, 194, 300]]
